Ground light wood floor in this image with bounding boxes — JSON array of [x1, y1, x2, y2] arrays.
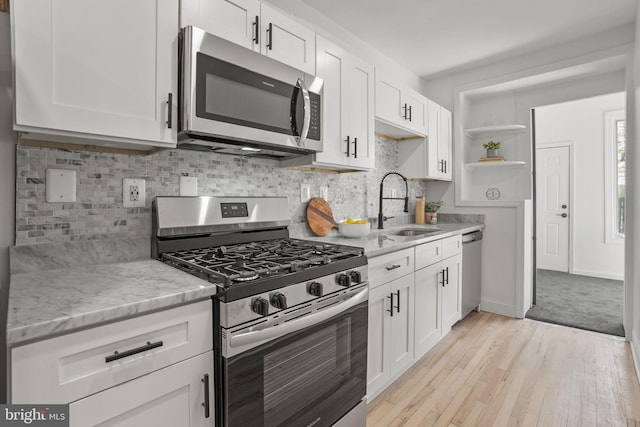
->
[[367, 312, 640, 427]]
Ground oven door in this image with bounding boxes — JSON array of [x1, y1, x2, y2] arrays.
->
[[219, 287, 368, 427]]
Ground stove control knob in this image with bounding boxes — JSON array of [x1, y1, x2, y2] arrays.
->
[[337, 273, 352, 287], [270, 292, 287, 310], [252, 297, 269, 316], [308, 282, 324, 297], [350, 270, 362, 284]]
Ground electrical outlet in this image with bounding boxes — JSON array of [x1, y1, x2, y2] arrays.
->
[[123, 179, 145, 208], [300, 183, 311, 202], [320, 186, 328, 200]]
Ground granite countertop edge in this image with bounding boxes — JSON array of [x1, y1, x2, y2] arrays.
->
[[7, 259, 219, 346], [301, 222, 485, 258]]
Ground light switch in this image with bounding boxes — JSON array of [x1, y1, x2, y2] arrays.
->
[[46, 169, 76, 202], [180, 176, 198, 196]]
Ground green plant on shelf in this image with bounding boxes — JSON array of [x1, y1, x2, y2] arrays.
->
[[482, 140, 501, 150]]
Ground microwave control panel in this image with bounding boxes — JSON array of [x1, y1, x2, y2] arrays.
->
[[308, 92, 321, 141]]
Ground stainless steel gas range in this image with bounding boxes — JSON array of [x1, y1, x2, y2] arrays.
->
[[152, 196, 368, 427]]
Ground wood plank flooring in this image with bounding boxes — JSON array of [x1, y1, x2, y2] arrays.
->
[[367, 311, 640, 427]]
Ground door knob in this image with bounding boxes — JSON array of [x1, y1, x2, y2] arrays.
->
[[561, 204, 567, 209], [557, 213, 568, 218]]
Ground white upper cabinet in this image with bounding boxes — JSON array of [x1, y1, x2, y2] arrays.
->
[[181, 0, 315, 74], [398, 99, 452, 181], [282, 36, 374, 171], [181, 0, 260, 50], [12, 0, 178, 150], [375, 75, 428, 136]]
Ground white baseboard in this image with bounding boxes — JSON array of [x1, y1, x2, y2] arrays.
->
[[480, 299, 517, 318], [632, 329, 640, 386], [570, 268, 624, 281]]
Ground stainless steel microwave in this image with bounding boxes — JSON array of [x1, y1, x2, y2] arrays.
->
[[179, 26, 323, 159]]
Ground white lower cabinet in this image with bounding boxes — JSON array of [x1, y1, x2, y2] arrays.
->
[[367, 250, 415, 401], [10, 300, 214, 426], [70, 351, 214, 427], [367, 234, 465, 401], [414, 236, 462, 360]]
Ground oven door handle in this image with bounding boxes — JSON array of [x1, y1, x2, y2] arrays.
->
[[230, 287, 368, 348]]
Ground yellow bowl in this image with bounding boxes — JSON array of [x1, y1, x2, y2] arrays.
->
[[339, 222, 370, 238]]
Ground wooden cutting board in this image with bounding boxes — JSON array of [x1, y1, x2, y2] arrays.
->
[[306, 198, 339, 236]]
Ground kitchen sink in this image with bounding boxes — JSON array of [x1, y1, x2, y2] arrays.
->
[[388, 227, 442, 237]]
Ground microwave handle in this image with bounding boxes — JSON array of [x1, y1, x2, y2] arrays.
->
[[296, 78, 311, 146]]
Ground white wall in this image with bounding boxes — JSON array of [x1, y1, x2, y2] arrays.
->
[[0, 11, 15, 404], [535, 93, 625, 280], [629, 1, 640, 381], [263, 0, 423, 91]]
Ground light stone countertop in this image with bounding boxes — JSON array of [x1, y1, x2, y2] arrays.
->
[[8, 222, 483, 346], [7, 239, 219, 346], [300, 222, 485, 258]]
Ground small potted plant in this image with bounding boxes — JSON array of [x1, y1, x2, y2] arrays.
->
[[483, 140, 501, 158], [425, 200, 444, 224]]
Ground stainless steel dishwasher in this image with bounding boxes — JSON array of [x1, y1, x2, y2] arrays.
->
[[461, 230, 483, 318]]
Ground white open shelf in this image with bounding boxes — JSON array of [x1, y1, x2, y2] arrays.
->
[[464, 160, 527, 170], [464, 124, 527, 137]]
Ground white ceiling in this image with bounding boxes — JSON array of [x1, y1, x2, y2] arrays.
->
[[300, 0, 638, 79]]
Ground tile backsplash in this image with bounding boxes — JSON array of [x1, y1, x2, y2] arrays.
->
[[15, 136, 428, 245]]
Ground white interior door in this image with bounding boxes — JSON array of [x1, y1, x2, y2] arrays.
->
[[536, 145, 570, 271]]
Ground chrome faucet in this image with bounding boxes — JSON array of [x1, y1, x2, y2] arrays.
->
[[378, 172, 409, 229]]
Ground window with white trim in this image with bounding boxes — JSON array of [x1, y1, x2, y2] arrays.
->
[[604, 110, 625, 243]]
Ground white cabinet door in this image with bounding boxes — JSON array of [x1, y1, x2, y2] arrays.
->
[[404, 88, 428, 135], [12, 0, 178, 147], [181, 0, 260, 50], [70, 352, 214, 427], [441, 254, 462, 333], [260, 3, 315, 74], [375, 77, 404, 127], [414, 263, 442, 359], [345, 56, 375, 169], [314, 37, 347, 166], [367, 283, 392, 400], [398, 99, 452, 181], [439, 107, 453, 180], [427, 99, 442, 178], [389, 274, 415, 377], [298, 36, 373, 171]]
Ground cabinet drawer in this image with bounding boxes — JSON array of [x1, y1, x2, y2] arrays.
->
[[11, 299, 213, 404], [369, 248, 414, 289], [442, 235, 462, 258], [415, 240, 443, 270]]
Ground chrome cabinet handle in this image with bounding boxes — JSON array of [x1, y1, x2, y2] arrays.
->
[[345, 135, 350, 157], [201, 374, 211, 418], [105, 340, 163, 363], [385, 264, 401, 271], [353, 137, 358, 158], [387, 293, 394, 317], [395, 289, 400, 313]]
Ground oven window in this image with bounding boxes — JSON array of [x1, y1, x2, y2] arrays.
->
[[196, 53, 298, 136], [263, 320, 351, 427], [223, 301, 367, 427]]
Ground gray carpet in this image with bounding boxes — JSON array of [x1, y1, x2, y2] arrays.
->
[[525, 269, 624, 337]]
